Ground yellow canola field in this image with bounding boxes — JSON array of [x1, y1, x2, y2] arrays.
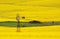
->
[[0, 26, 60, 39], [0, 0, 60, 22]]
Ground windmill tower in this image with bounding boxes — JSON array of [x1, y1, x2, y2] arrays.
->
[[16, 14, 20, 32]]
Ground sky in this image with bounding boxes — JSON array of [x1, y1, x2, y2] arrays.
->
[[0, 0, 60, 22]]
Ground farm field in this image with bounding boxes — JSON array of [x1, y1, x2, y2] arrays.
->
[[0, 25, 60, 39], [0, 0, 60, 22], [0, 0, 60, 39]]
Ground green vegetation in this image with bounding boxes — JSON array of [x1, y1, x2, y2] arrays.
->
[[0, 21, 60, 27]]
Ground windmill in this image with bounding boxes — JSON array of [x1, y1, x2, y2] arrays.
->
[[16, 14, 25, 32], [16, 14, 20, 32]]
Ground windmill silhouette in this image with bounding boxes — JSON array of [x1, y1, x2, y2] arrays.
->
[[16, 14, 20, 32], [16, 14, 25, 32]]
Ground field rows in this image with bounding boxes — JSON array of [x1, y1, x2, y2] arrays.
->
[[0, 26, 60, 39]]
